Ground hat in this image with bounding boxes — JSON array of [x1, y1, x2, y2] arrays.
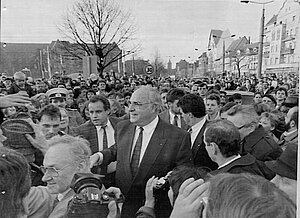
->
[[282, 95, 298, 108], [46, 88, 68, 99], [263, 94, 277, 105], [265, 142, 297, 180]]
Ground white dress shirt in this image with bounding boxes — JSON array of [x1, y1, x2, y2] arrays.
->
[[130, 116, 159, 165], [169, 110, 182, 128], [190, 117, 206, 146], [218, 154, 241, 169], [95, 119, 116, 173]]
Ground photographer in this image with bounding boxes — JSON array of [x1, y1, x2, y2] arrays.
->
[[23, 133, 123, 218], [136, 166, 208, 218]]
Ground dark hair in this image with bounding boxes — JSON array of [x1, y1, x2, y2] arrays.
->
[[198, 82, 208, 88], [275, 87, 288, 97], [206, 93, 221, 105], [88, 95, 110, 111], [177, 94, 206, 118], [166, 88, 185, 103], [36, 104, 61, 122], [123, 91, 132, 98], [85, 89, 96, 99], [206, 89, 220, 97], [205, 120, 241, 158], [0, 147, 31, 218], [168, 165, 209, 204], [232, 93, 242, 100], [263, 94, 277, 105]]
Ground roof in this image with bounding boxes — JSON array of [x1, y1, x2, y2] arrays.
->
[[265, 15, 277, 26], [208, 29, 223, 47], [2, 43, 48, 53], [226, 36, 249, 58]]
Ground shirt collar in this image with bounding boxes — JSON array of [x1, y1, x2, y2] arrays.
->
[[57, 188, 72, 201], [218, 154, 241, 169], [136, 116, 159, 133], [190, 117, 206, 133], [95, 119, 111, 129]]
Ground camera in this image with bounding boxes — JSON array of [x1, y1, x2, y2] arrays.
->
[[153, 175, 170, 199], [65, 173, 124, 218]]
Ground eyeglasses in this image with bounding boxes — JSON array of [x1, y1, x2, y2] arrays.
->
[[128, 101, 152, 108], [40, 162, 76, 177]]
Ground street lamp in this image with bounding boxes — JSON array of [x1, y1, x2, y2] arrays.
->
[[241, 0, 274, 79], [213, 34, 235, 76]]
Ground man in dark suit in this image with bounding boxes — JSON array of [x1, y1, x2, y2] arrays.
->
[[90, 86, 192, 218], [204, 119, 275, 180], [159, 88, 189, 131], [177, 94, 218, 171], [73, 95, 120, 187]]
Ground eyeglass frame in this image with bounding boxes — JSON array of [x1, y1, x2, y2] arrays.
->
[[40, 160, 81, 177], [128, 101, 153, 108]]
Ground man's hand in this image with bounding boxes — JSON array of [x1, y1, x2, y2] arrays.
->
[[144, 176, 158, 208], [106, 187, 123, 218], [25, 118, 49, 154], [0, 92, 30, 108], [170, 178, 209, 218], [90, 153, 101, 168]]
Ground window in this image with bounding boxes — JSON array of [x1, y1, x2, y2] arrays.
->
[[276, 29, 280, 40], [293, 15, 296, 21], [272, 31, 275, 40], [290, 29, 293, 36], [286, 30, 289, 36], [271, 46, 274, 53]]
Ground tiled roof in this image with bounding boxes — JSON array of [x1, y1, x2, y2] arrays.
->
[[2, 43, 48, 53]]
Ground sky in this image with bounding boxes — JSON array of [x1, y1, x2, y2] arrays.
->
[[1, 0, 286, 65]]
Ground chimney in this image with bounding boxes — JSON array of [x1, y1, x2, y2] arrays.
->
[[248, 36, 251, 43]]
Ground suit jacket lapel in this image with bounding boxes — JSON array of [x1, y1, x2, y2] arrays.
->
[[192, 119, 208, 155], [134, 119, 166, 180], [119, 123, 136, 181], [88, 122, 99, 154]]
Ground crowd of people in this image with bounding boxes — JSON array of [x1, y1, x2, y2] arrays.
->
[[0, 70, 298, 218]]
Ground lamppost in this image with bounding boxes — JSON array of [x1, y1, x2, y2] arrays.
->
[[213, 34, 235, 76], [241, 0, 274, 79]]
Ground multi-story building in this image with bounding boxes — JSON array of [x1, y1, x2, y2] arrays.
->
[[264, 0, 300, 76]]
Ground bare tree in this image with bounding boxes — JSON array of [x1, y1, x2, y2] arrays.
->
[[58, 0, 139, 78], [151, 50, 166, 77]]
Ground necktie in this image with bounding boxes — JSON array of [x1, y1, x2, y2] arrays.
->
[[102, 125, 108, 150], [130, 127, 144, 177], [188, 128, 193, 134], [53, 196, 59, 210], [100, 125, 108, 174], [173, 115, 179, 127]]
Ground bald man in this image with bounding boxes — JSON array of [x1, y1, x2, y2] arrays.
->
[[90, 86, 192, 218]]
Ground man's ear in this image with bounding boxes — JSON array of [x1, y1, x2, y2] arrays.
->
[[290, 120, 296, 128], [211, 142, 219, 155]]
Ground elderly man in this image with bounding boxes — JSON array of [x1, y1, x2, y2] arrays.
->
[[204, 119, 275, 180], [7, 71, 35, 97], [24, 134, 121, 218], [90, 86, 192, 218], [226, 105, 282, 161]]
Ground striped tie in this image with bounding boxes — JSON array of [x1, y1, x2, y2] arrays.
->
[[130, 127, 144, 177]]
